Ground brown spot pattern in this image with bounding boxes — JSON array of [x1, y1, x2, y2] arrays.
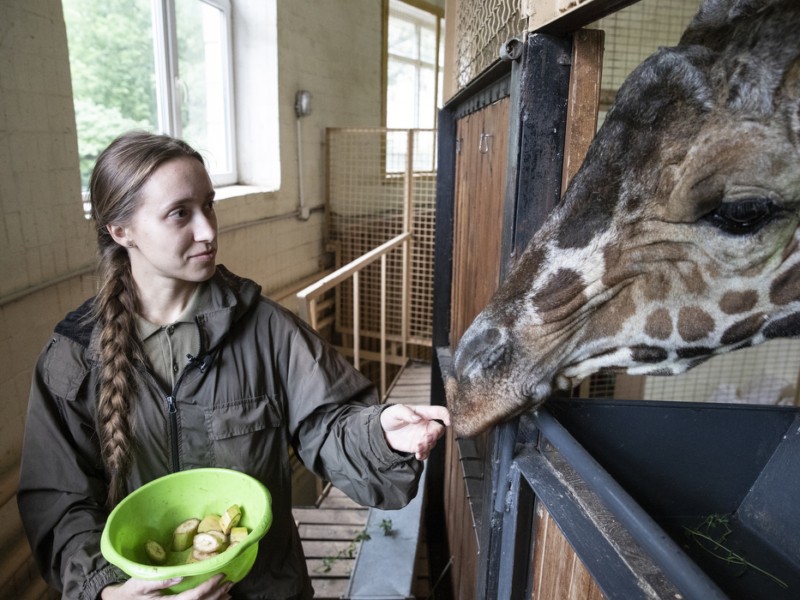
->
[[720, 313, 765, 345], [770, 263, 800, 306], [644, 308, 673, 340], [683, 264, 708, 296], [532, 269, 586, 320], [587, 288, 637, 339], [719, 290, 758, 315], [677, 306, 716, 342]]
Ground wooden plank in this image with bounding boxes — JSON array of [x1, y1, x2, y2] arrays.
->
[[316, 495, 362, 509], [298, 524, 367, 540], [525, 0, 640, 33], [302, 540, 362, 558], [532, 501, 608, 600], [292, 508, 368, 525], [450, 98, 509, 346], [306, 558, 355, 578], [310, 577, 350, 600], [561, 28, 605, 192]]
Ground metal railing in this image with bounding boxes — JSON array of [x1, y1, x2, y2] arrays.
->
[[296, 231, 412, 399]]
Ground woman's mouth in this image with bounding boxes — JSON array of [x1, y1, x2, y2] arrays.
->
[[190, 247, 217, 261]]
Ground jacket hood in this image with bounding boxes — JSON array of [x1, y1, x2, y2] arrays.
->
[[53, 265, 263, 359]]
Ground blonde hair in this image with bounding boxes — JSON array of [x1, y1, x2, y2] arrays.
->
[[89, 131, 204, 506]]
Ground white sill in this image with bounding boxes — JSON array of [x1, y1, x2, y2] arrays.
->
[[214, 184, 276, 201]]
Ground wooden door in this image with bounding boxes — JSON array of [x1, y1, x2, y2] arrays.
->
[[444, 96, 510, 600]]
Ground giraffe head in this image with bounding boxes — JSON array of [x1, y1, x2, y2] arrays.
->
[[447, 0, 800, 437]]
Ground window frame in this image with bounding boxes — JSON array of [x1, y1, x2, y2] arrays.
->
[[383, 0, 444, 131], [153, 0, 238, 186]]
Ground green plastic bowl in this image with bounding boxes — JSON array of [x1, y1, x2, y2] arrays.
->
[[101, 468, 272, 594]]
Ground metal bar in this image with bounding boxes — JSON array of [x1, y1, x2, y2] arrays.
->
[[380, 254, 387, 399], [531, 408, 730, 600], [402, 131, 414, 361], [309, 298, 318, 331], [353, 272, 360, 370], [296, 232, 411, 303], [401, 238, 409, 360], [497, 463, 535, 599]]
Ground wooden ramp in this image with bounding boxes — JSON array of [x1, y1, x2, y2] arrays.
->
[[292, 362, 432, 599]]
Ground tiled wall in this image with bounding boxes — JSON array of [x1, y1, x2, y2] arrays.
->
[[0, 0, 383, 594]]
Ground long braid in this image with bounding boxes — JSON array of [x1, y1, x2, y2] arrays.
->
[[88, 130, 205, 507], [93, 244, 144, 507]]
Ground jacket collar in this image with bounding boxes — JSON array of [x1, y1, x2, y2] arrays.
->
[[195, 265, 262, 354], [73, 265, 262, 361]]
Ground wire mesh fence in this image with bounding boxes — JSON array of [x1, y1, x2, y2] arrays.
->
[[326, 129, 437, 374]]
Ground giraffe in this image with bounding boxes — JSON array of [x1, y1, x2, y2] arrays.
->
[[446, 0, 800, 437]]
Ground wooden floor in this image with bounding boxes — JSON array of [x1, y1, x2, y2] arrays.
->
[[292, 361, 432, 599]]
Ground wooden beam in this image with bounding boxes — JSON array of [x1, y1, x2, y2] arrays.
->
[[525, 0, 640, 33], [561, 28, 604, 192]]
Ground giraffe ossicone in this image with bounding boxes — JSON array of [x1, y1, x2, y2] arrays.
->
[[447, 0, 800, 437]]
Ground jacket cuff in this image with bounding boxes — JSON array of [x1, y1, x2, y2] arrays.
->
[[81, 563, 127, 600], [368, 405, 418, 469]]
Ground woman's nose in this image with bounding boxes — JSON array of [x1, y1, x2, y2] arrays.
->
[[194, 212, 217, 242]]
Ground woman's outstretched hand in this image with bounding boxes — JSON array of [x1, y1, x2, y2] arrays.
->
[[380, 404, 450, 460], [101, 574, 232, 599]]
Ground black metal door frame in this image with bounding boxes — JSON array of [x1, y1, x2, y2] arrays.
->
[[431, 30, 575, 599]]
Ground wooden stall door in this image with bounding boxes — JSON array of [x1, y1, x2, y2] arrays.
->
[[444, 96, 510, 600]]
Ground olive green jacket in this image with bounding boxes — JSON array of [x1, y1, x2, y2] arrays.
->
[[17, 266, 422, 599]]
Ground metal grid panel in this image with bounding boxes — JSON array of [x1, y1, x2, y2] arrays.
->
[[595, 0, 702, 92], [455, 0, 523, 90], [582, 0, 800, 405], [326, 129, 436, 359]]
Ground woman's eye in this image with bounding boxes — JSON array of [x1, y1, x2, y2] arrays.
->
[[703, 198, 779, 235], [169, 208, 188, 220]]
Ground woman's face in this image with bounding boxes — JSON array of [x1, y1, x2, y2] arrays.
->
[[111, 156, 218, 289]]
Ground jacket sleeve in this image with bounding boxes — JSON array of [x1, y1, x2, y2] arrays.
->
[[280, 315, 423, 509], [17, 336, 126, 599]]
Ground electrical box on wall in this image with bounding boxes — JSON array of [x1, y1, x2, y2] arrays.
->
[[295, 90, 312, 118]]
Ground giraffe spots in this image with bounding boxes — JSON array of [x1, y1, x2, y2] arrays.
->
[[770, 263, 800, 305], [631, 345, 668, 363], [677, 306, 716, 342], [719, 290, 758, 315], [764, 313, 800, 338], [587, 288, 637, 339], [642, 272, 672, 302], [720, 313, 765, 345], [644, 308, 672, 340], [531, 269, 586, 321], [676, 346, 712, 359], [683, 264, 708, 296]]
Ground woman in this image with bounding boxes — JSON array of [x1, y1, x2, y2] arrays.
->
[[17, 131, 449, 599]]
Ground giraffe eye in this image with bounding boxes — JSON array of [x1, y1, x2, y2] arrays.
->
[[703, 198, 777, 235]]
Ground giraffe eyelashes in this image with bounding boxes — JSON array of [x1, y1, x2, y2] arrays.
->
[[702, 197, 781, 235]]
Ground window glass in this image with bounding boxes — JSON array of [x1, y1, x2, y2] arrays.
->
[[386, 0, 443, 172], [388, 15, 418, 60], [175, 0, 232, 175], [63, 0, 235, 199], [63, 0, 158, 189]]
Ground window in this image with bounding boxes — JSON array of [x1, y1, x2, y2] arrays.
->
[[385, 0, 444, 172], [63, 0, 236, 198]]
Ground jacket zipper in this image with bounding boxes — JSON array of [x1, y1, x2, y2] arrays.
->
[[165, 394, 180, 473], [165, 354, 211, 473]]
